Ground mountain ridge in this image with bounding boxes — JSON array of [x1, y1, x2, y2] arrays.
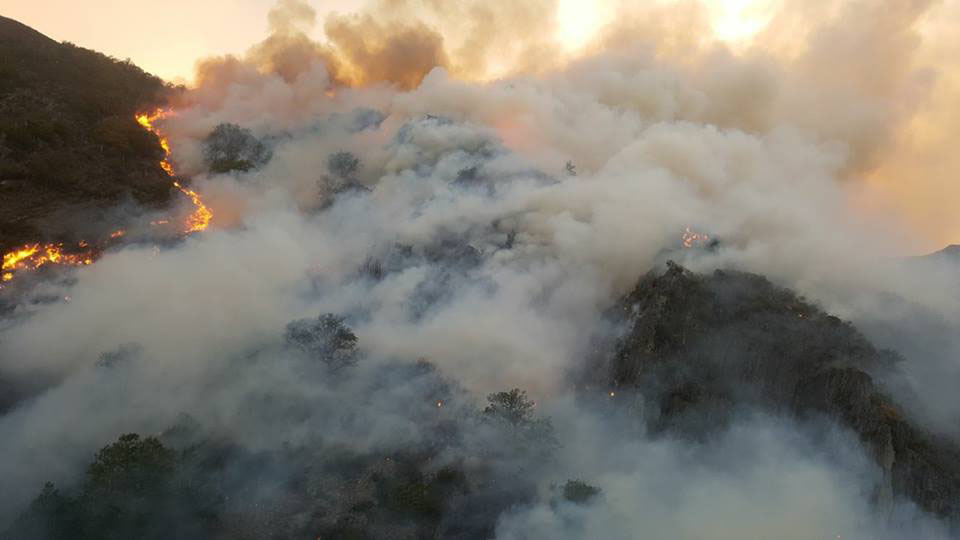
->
[[0, 16, 172, 254]]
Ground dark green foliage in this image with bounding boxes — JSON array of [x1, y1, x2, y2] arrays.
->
[[484, 389, 558, 452], [391, 480, 442, 518], [95, 344, 142, 369], [484, 388, 537, 426], [4, 434, 221, 540], [328, 151, 360, 180], [285, 313, 359, 371], [319, 516, 371, 540], [317, 151, 368, 209], [562, 480, 600, 504], [4, 484, 74, 539], [0, 16, 172, 253], [203, 123, 270, 174], [86, 434, 176, 496], [377, 463, 468, 524]]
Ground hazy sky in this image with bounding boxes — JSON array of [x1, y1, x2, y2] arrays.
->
[[4, 0, 781, 84], [2, 0, 365, 83]]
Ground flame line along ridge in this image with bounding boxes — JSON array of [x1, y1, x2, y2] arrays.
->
[[136, 109, 213, 233], [1, 110, 213, 286]]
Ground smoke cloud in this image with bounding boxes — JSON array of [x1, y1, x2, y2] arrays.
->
[[1, 0, 958, 536]]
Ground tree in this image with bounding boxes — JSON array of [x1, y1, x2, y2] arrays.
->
[[4, 434, 219, 540], [484, 389, 537, 426], [327, 151, 360, 181], [483, 389, 558, 451], [96, 344, 142, 369], [203, 123, 270, 174], [3, 483, 76, 540], [285, 313, 360, 371], [85, 434, 176, 498], [562, 480, 600, 504], [317, 152, 366, 209]]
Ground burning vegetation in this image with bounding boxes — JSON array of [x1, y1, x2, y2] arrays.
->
[[2, 243, 96, 282], [3, 2, 960, 538], [136, 109, 213, 234], [682, 227, 712, 249], [1, 110, 212, 286]]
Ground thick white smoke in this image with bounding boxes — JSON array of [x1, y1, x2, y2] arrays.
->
[[0, 0, 958, 534]]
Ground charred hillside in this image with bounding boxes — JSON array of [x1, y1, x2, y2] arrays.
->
[[0, 16, 172, 253], [600, 262, 960, 524]]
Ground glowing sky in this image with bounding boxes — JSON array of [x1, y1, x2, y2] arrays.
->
[[5, 0, 777, 82], [2, 0, 365, 83]]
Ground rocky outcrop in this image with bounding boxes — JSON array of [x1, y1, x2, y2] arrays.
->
[[604, 262, 960, 524]]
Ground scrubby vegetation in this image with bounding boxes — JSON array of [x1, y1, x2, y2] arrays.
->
[[203, 123, 271, 174], [0, 16, 172, 252], [3, 314, 564, 539]]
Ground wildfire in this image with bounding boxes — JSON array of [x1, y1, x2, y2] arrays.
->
[[136, 109, 213, 234], [136, 111, 175, 176], [3, 245, 40, 271], [682, 227, 712, 249], [174, 181, 213, 233], [1, 243, 96, 277], [1, 109, 213, 287]]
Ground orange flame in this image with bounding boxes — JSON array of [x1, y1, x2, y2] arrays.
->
[[136, 109, 212, 233], [3, 245, 40, 270], [1, 243, 96, 278], [136, 111, 176, 176], [174, 182, 213, 233], [682, 227, 711, 249], [1, 110, 213, 287]]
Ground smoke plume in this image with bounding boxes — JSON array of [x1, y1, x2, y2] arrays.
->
[[1, 0, 958, 536]]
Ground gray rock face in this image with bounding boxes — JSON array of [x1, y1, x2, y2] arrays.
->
[[603, 262, 960, 525]]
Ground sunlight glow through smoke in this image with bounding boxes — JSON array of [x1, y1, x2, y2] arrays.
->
[[703, 0, 775, 44], [556, 0, 612, 51], [555, 0, 776, 52]]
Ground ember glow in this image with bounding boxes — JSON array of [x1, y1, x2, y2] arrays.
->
[[682, 227, 712, 249]]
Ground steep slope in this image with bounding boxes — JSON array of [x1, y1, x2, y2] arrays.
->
[[0, 16, 171, 254], [601, 262, 960, 524]]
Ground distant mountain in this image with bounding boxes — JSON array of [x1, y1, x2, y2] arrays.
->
[[922, 245, 960, 263], [0, 16, 172, 254]]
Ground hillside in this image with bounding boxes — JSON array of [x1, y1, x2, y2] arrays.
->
[[1, 9, 958, 538], [5, 262, 959, 538], [599, 262, 960, 523], [0, 16, 172, 254]]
